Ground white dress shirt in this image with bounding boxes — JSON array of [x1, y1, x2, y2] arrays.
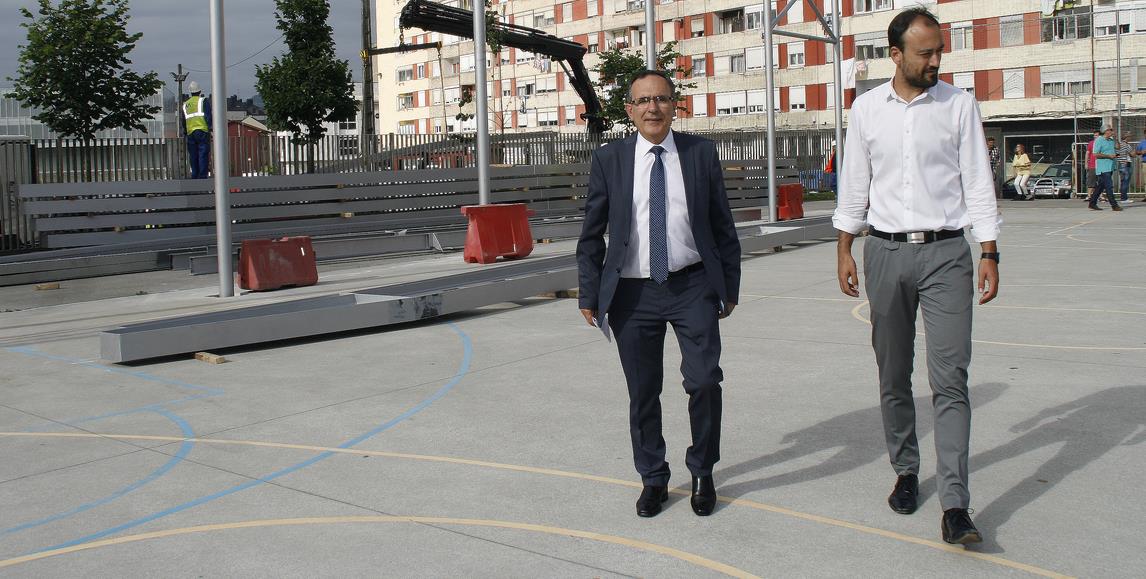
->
[[622, 131, 702, 278], [833, 80, 999, 243]]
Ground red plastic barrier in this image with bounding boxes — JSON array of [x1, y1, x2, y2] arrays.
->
[[460, 203, 535, 264], [777, 183, 805, 221], [237, 236, 318, 291]]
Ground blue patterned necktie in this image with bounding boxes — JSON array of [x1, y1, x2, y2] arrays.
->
[[649, 145, 668, 284]]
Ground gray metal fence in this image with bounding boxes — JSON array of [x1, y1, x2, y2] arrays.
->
[[0, 128, 835, 253]]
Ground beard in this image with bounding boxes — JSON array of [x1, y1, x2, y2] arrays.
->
[[906, 68, 939, 89]]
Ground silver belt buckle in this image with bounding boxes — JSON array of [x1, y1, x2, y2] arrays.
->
[[906, 232, 926, 244]]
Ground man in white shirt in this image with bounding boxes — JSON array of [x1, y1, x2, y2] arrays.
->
[[833, 7, 999, 545], [577, 71, 742, 518]]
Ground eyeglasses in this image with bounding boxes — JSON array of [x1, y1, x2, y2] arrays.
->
[[629, 95, 674, 107]]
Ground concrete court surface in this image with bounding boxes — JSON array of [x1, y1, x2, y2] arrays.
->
[[0, 202, 1143, 578]]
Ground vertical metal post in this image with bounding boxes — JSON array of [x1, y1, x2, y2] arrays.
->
[[210, 0, 233, 297], [473, 0, 491, 204], [1115, 8, 1122, 137], [361, 0, 376, 138], [832, 0, 843, 206], [644, 0, 656, 68], [763, 0, 777, 222], [1072, 95, 1079, 197]]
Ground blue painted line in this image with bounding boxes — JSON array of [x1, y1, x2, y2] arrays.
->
[[34, 322, 473, 553], [4, 347, 224, 396], [1, 408, 196, 537]]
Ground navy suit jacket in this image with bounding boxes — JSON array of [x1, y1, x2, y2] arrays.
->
[[577, 131, 742, 316]]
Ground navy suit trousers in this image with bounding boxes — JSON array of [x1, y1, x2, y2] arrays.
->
[[608, 266, 724, 486]]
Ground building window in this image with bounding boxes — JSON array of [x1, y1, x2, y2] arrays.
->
[[396, 67, 414, 82], [787, 42, 805, 68], [537, 75, 557, 93], [626, 0, 645, 11], [1041, 66, 1092, 96], [461, 54, 475, 72], [853, 0, 892, 15], [692, 56, 707, 77], [730, 54, 746, 74], [783, 0, 804, 24], [1003, 68, 1025, 99], [533, 9, 554, 27], [588, 39, 599, 53], [719, 10, 744, 34], [1094, 8, 1132, 37], [746, 4, 763, 30], [953, 72, 975, 94], [338, 136, 358, 157], [339, 118, 357, 131], [416, 64, 425, 78], [562, 2, 572, 22], [662, 20, 676, 43], [789, 86, 806, 110], [854, 31, 890, 60], [1095, 60, 1137, 93], [715, 91, 747, 116], [432, 89, 443, 105], [565, 107, 578, 125], [431, 62, 441, 77], [445, 86, 461, 103], [516, 49, 533, 64], [691, 17, 704, 38], [397, 93, 415, 110], [538, 109, 559, 126], [747, 89, 766, 113], [1042, 8, 1090, 42], [397, 121, 417, 135], [692, 94, 707, 117], [517, 80, 536, 97], [587, 0, 598, 17], [951, 21, 973, 51], [745, 47, 764, 71], [1000, 15, 1025, 47]]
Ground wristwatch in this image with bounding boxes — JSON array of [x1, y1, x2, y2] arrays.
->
[[980, 252, 1000, 263]]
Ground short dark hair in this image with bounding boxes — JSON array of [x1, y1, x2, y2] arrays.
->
[[888, 7, 940, 52], [987, 137, 995, 142], [626, 70, 675, 102]]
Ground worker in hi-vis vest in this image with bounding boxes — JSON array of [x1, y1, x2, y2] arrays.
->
[[182, 81, 212, 179]]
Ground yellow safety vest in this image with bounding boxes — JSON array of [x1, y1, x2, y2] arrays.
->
[[183, 96, 209, 134]]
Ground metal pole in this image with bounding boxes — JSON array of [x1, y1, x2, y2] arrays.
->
[[210, 0, 233, 297], [473, 0, 491, 204], [361, 0, 376, 138], [1115, 8, 1122, 137], [171, 64, 188, 140], [1072, 95, 1079, 197], [644, 0, 656, 68], [831, 0, 843, 207], [763, 0, 777, 222]]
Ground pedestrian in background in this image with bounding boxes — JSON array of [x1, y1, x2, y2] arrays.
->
[[1088, 127, 1121, 211], [987, 137, 1001, 197], [1085, 130, 1100, 201], [1012, 143, 1032, 201], [824, 144, 837, 193], [182, 81, 212, 179], [1116, 132, 1133, 202]]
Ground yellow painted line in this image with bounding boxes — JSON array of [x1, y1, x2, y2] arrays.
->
[[850, 301, 1146, 351], [0, 432, 1070, 578], [1064, 234, 1142, 247], [0, 516, 759, 578], [1045, 214, 1109, 236]]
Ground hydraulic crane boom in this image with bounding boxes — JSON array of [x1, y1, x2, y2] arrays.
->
[[398, 0, 610, 134]]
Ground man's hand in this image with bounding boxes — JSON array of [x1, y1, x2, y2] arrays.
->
[[977, 258, 999, 305], [580, 308, 598, 327], [837, 232, 860, 297], [719, 302, 736, 319]]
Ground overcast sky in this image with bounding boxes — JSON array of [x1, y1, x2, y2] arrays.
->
[[0, 0, 369, 98]]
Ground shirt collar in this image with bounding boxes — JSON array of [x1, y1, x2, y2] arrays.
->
[[883, 80, 938, 104], [636, 130, 677, 157]]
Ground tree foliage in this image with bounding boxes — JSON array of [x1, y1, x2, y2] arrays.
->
[[6, 0, 162, 140], [592, 42, 694, 130], [256, 0, 358, 146]]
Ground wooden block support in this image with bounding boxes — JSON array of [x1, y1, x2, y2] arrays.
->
[[341, 212, 354, 218], [194, 352, 228, 364], [35, 282, 61, 291]]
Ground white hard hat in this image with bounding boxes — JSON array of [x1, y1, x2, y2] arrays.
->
[[188, 81, 201, 93]]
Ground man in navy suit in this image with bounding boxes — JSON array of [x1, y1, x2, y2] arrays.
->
[[577, 70, 742, 518]]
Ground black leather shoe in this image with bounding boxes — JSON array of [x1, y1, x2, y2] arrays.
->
[[887, 473, 919, 515], [690, 476, 717, 516], [942, 508, 983, 544], [636, 485, 668, 518]]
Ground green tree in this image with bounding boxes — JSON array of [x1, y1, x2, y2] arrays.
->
[[7, 0, 162, 141], [256, 0, 357, 173], [592, 42, 694, 131]]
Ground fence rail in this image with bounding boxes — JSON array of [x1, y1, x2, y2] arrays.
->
[[1, 128, 833, 253]]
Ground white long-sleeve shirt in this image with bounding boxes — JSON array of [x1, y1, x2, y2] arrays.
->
[[833, 80, 999, 243], [622, 131, 701, 278]]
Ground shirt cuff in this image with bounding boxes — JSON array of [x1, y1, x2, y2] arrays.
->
[[970, 224, 999, 243], [832, 214, 867, 235]]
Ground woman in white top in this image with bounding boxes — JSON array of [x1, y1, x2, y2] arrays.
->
[[1012, 143, 1032, 200]]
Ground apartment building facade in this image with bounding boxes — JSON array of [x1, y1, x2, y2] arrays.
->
[[372, 0, 1145, 137]]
